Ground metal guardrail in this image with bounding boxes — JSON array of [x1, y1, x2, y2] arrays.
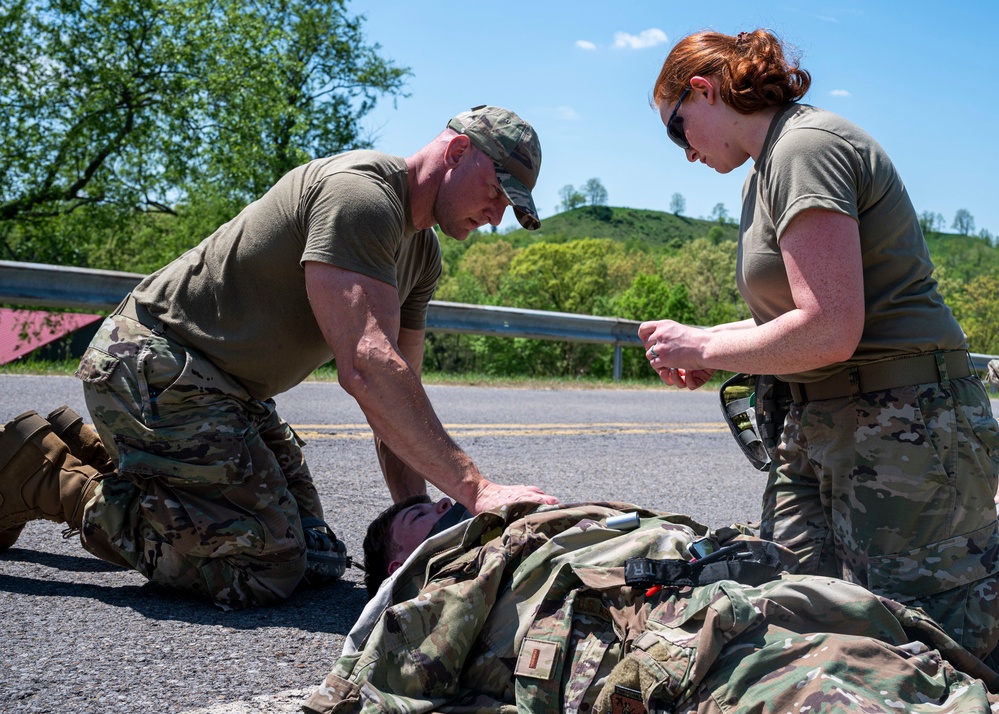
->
[[1, 259, 996, 379], [0, 260, 646, 378], [0, 260, 146, 312]]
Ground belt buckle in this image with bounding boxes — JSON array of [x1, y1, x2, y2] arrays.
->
[[845, 367, 861, 397]]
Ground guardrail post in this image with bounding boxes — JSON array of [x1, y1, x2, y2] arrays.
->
[[613, 343, 622, 381]]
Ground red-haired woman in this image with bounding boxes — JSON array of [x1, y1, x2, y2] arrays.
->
[[641, 28, 999, 663]]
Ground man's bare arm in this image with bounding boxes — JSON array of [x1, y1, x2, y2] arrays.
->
[[305, 261, 557, 513], [374, 326, 433, 501]]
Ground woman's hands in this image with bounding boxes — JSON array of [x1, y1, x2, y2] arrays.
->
[[639, 319, 716, 389]]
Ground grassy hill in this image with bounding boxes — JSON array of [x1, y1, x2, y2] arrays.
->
[[501, 205, 739, 249], [498, 206, 998, 274], [924, 231, 999, 281]]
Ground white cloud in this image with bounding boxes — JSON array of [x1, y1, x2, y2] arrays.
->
[[816, 8, 865, 23], [613, 28, 668, 50], [829, 89, 851, 97], [542, 106, 581, 121], [575, 40, 596, 51]]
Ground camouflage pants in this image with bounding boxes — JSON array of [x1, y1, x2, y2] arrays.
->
[[74, 306, 323, 609], [761, 376, 999, 659]]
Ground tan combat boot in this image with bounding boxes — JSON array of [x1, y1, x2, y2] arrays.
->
[[46, 405, 115, 474], [0, 411, 104, 552]]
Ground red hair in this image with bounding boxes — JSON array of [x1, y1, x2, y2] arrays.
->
[[653, 29, 811, 114]]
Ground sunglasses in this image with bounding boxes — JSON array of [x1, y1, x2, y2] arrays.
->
[[666, 87, 691, 150]]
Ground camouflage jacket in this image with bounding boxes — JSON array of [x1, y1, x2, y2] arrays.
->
[[304, 502, 999, 713]]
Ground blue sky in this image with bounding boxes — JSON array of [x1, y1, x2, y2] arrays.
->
[[350, 1, 998, 238]]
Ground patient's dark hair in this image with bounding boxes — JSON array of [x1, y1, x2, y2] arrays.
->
[[362, 494, 431, 599]]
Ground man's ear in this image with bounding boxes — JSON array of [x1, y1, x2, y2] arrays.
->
[[443, 133, 472, 168], [387, 559, 403, 575]]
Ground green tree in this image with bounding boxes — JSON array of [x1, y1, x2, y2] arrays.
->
[[660, 237, 745, 325], [485, 239, 628, 377], [948, 271, 999, 354], [613, 273, 697, 379], [454, 240, 516, 297], [952, 209, 976, 236], [0, 0, 408, 264], [557, 184, 586, 213], [710, 202, 729, 224], [670, 192, 686, 216], [918, 210, 945, 236], [582, 178, 608, 206], [615, 273, 696, 324], [503, 239, 622, 314]]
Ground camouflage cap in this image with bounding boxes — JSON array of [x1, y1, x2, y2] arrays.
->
[[447, 105, 542, 231]]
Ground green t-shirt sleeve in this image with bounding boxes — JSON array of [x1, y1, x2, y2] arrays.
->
[[299, 170, 405, 287], [764, 127, 863, 239]]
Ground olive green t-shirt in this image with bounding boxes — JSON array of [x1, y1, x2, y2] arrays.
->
[[738, 104, 965, 383], [133, 151, 442, 400]]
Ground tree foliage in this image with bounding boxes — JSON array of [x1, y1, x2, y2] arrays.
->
[[919, 211, 946, 236], [557, 184, 586, 213], [946, 271, 999, 355], [0, 0, 409, 264], [582, 178, 608, 206], [670, 192, 686, 216], [612, 273, 697, 378], [952, 209, 976, 236], [660, 238, 746, 325]]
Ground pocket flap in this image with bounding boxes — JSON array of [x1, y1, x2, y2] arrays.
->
[[76, 346, 119, 384]]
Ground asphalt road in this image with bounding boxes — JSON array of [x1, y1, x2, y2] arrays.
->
[[0, 374, 821, 712]]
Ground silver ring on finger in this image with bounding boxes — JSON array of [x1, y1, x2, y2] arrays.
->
[[648, 346, 658, 359]]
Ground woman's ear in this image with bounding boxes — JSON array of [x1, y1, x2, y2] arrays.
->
[[387, 559, 403, 575], [689, 76, 717, 103]]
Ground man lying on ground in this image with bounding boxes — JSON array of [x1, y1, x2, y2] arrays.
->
[[304, 499, 999, 713]]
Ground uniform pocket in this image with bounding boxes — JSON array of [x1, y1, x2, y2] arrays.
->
[[135, 333, 252, 427], [867, 521, 999, 601], [76, 345, 120, 384], [115, 430, 253, 487], [964, 383, 999, 462]]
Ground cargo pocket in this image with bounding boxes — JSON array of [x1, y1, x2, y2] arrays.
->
[[76, 345, 120, 384], [135, 333, 252, 426], [114, 426, 253, 488], [867, 521, 999, 601], [134, 334, 191, 422], [966, 393, 999, 463]]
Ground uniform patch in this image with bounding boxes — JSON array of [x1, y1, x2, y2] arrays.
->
[[514, 638, 560, 679], [610, 685, 646, 714]]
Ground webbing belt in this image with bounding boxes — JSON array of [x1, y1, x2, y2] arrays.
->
[[788, 350, 973, 403]]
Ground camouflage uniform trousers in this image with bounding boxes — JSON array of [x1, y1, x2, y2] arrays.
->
[[761, 375, 999, 661], [74, 307, 324, 609]]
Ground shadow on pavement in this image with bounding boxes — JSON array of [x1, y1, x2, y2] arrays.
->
[[1, 547, 127, 572], [0, 548, 368, 635]]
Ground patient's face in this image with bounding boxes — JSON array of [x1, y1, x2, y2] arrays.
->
[[389, 497, 455, 569]]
